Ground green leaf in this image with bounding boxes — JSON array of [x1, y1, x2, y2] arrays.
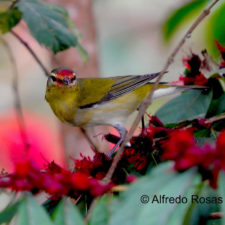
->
[[156, 90, 212, 124], [162, 0, 208, 41], [52, 198, 85, 225], [0, 200, 21, 224], [206, 2, 225, 58], [109, 163, 198, 225], [17, 194, 53, 225], [219, 171, 225, 225], [16, 0, 77, 53], [0, 7, 21, 33], [89, 195, 113, 225], [208, 93, 225, 117]]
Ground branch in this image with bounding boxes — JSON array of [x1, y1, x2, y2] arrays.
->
[[0, 37, 29, 151], [103, 0, 220, 183], [205, 114, 225, 124], [10, 30, 49, 77], [84, 198, 97, 223]]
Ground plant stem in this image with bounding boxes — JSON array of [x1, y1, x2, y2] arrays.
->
[[11, 30, 49, 76], [103, 0, 220, 183], [206, 114, 225, 124], [84, 198, 97, 223]]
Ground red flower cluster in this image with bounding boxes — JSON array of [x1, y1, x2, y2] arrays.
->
[[74, 152, 112, 180], [106, 116, 171, 172], [215, 40, 225, 68], [162, 129, 225, 188], [182, 54, 208, 86], [0, 159, 113, 199]]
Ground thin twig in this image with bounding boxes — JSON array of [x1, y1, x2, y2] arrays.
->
[[0, 37, 29, 151], [103, 0, 220, 183], [206, 114, 225, 124], [84, 198, 97, 223], [80, 127, 98, 153], [10, 30, 49, 76]]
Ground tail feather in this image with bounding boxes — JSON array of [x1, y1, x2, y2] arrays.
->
[[152, 85, 208, 99]]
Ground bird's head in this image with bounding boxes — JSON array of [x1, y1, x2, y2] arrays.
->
[[48, 67, 76, 87]]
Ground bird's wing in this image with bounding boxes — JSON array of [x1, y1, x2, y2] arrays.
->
[[78, 73, 160, 109]]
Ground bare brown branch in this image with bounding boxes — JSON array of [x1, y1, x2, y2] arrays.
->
[[103, 0, 220, 183], [11, 30, 49, 76], [205, 114, 225, 124]]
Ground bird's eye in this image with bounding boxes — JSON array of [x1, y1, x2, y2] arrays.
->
[[50, 75, 56, 82], [57, 79, 63, 84]]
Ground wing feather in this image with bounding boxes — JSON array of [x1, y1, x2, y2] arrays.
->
[[79, 73, 160, 109]]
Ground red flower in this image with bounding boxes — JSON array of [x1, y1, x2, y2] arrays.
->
[[126, 175, 137, 183], [161, 129, 225, 189], [216, 130, 225, 169], [162, 130, 195, 160], [180, 53, 209, 86], [215, 40, 225, 65], [42, 174, 65, 196], [89, 179, 113, 197], [193, 73, 208, 86], [173, 146, 202, 170], [148, 115, 164, 127], [71, 172, 90, 190], [216, 130, 225, 152], [183, 77, 195, 85], [170, 76, 185, 86], [183, 54, 201, 73]]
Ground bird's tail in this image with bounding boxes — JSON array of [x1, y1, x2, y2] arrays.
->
[[152, 84, 207, 99]]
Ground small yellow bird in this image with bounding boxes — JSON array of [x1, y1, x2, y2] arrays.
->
[[45, 67, 196, 155]]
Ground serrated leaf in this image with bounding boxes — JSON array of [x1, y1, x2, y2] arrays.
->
[[16, 194, 53, 225], [89, 195, 113, 225], [16, 0, 77, 53], [109, 163, 198, 225], [0, 200, 21, 224], [0, 7, 21, 33], [206, 2, 225, 58], [162, 0, 208, 41], [52, 198, 85, 225], [156, 90, 212, 124]]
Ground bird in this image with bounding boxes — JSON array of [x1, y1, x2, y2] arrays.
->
[[45, 67, 203, 156]]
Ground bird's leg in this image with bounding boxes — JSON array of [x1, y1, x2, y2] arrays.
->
[[107, 124, 127, 157], [137, 105, 145, 132], [141, 116, 145, 132]]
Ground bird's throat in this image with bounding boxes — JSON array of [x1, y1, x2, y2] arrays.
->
[[45, 84, 80, 124]]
